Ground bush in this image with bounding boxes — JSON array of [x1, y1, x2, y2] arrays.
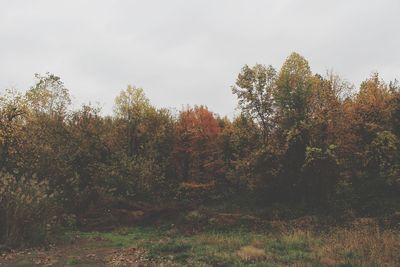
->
[[97, 154, 171, 202], [0, 172, 56, 247]]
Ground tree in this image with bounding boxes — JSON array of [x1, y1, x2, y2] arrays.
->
[[0, 89, 27, 171], [353, 131, 400, 214], [275, 52, 312, 130], [232, 64, 276, 145], [68, 105, 110, 189], [26, 73, 71, 117], [272, 53, 314, 200], [173, 106, 222, 183], [307, 72, 353, 151], [114, 85, 153, 157], [19, 73, 73, 181], [301, 145, 339, 206], [344, 73, 393, 165]]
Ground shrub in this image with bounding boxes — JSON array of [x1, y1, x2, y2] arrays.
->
[[99, 154, 169, 201], [0, 172, 56, 247]]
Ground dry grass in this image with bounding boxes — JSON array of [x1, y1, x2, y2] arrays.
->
[[237, 245, 268, 262], [2, 221, 400, 266], [314, 227, 400, 266]]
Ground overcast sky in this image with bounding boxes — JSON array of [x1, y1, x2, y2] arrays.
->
[[1, 0, 399, 116]]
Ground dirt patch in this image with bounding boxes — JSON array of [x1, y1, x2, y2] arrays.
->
[[104, 248, 149, 267], [0, 237, 152, 267]]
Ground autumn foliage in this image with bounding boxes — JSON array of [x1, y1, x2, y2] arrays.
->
[[173, 106, 222, 183], [1, 53, 400, 247]]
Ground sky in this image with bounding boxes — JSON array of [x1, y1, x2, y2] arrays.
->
[[1, 0, 399, 117]]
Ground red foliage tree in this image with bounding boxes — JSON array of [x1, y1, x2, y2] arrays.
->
[[173, 106, 223, 184]]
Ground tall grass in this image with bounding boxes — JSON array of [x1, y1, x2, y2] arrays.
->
[[70, 225, 400, 266]]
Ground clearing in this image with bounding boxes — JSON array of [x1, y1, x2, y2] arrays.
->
[[1, 208, 399, 266]]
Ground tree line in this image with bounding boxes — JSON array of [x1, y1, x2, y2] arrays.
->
[[1, 52, 400, 246]]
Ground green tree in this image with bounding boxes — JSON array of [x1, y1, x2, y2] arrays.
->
[[114, 85, 153, 157], [232, 64, 276, 145], [272, 53, 313, 201], [275, 52, 312, 130]]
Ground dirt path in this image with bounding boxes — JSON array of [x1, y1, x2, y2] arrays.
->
[[0, 238, 152, 267]]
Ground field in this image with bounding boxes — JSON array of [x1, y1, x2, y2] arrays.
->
[[1, 207, 399, 267]]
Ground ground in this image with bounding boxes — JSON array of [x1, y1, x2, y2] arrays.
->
[[1, 208, 400, 266]]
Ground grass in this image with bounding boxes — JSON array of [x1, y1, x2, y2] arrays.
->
[[237, 246, 268, 262], [2, 208, 399, 266], [65, 257, 80, 265], [15, 259, 35, 267], [68, 224, 400, 266]]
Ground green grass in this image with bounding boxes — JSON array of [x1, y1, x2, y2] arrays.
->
[[69, 227, 320, 266], [65, 257, 80, 265], [266, 231, 314, 264], [15, 259, 35, 267], [66, 223, 400, 266]]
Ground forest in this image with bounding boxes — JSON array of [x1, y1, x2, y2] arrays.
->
[[1, 52, 400, 266]]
